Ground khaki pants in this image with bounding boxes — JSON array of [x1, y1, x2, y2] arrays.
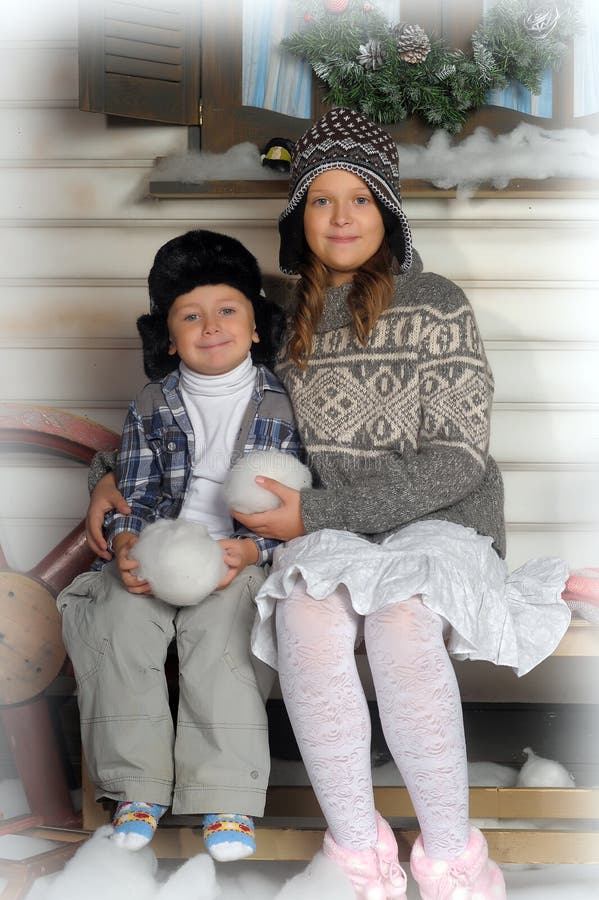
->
[[57, 561, 273, 815]]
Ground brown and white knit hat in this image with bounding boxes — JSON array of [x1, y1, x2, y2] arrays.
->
[[279, 107, 413, 275]]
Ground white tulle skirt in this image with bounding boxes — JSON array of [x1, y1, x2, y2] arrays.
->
[[251, 520, 570, 677]]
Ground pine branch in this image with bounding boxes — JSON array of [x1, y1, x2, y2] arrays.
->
[[280, 0, 584, 131]]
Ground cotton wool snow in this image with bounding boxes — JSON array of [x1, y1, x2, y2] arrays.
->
[[223, 450, 312, 514], [131, 519, 227, 607]]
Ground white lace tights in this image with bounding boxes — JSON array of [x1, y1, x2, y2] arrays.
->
[[275, 581, 470, 860]]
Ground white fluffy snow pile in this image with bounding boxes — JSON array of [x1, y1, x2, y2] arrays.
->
[[37, 826, 352, 900], [152, 125, 599, 193]]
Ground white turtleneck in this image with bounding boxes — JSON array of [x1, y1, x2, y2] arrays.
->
[[178, 355, 256, 538]]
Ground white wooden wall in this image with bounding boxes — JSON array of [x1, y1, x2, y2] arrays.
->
[[1, 3, 598, 619]]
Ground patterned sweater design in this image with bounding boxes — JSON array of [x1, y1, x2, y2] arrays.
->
[[276, 252, 506, 557]]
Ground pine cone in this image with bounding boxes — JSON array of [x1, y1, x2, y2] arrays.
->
[[392, 23, 431, 64], [357, 39, 385, 70]]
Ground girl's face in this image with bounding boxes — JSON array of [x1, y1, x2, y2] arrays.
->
[[303, 169, 385, 286], [167, 284, 259, 376]]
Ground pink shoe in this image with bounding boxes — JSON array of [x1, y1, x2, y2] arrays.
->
[[374, 812, 408, 899], [562, 567, 599, 624], [322, 829, 387, 900], [410, 826, 506, 900]]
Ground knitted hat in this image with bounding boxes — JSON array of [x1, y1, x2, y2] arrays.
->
[[279, 107, 413, 275], [137, 230, 281, 380]]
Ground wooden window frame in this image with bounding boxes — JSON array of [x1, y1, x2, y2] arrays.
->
[[79, 0, 599, 198]]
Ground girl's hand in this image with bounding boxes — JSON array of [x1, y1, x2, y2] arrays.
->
[[231, 479, 306, 542], [216, 538, 259, 589], [86, 472, 131, 559], [113, 532, 151, 594]]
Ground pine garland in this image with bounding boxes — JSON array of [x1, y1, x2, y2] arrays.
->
[[282, 0, 583, 132]]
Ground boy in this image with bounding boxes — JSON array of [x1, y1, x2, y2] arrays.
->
[[57, 231, 302, 860]]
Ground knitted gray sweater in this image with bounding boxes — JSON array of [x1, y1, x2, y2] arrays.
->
[[276, 252, 506, 557]]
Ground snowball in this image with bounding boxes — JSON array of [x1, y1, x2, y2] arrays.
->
[[516, 747, 576, 788], [223, 450, 312, 514], [131, 519, 227, 607]]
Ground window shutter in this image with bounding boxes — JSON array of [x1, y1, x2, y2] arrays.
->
[[79, 0, 201, 125]]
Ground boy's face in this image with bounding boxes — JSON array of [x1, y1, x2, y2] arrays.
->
[[167, 284, 259, 376]]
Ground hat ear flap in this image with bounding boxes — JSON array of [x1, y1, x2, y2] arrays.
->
[[374, 199, 410, 274], [250, 299, 286, 369], [386, 221, 407, 274], [279, 194, 307, 275], [137, 313, 179, 381]]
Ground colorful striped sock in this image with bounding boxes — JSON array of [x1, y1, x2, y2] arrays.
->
[[202, 813, 256, 862], [111, 801, 167, 850]]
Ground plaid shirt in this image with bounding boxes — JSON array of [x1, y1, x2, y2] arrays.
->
[[105, 365, 303, 565]]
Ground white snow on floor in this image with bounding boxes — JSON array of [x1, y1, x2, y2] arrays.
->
[[6, 827, 596, 900], [2, 761, 597, 899]]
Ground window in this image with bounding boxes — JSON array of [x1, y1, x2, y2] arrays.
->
[[79, 0, 598, 192], [78, 0, 319, 148]]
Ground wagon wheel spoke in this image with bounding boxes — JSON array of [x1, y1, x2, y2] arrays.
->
[[0, 403, 118, 705], [28, 521, 95, 597], [0, 402, 117, 594]]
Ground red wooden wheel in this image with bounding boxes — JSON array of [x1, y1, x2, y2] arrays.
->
[[0, 403, 118, 705]]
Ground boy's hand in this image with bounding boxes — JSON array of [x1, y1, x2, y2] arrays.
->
[[231, 479, 305, 542], [113, 531, 151, 594], [86, 472, 131, 559], [216, 538, 259, 589]]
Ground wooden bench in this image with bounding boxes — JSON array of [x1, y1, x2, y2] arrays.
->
[[1, 403, 598, 865]]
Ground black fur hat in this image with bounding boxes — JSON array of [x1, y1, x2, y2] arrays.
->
[[137, 230, 283, 380]]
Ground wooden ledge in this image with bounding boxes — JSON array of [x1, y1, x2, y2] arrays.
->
[[265, 786, 599, 820], [553, 620, 599, 657], [148, 176, 599, 201]]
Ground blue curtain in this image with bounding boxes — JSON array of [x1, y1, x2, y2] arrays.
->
[[486, 70, 553, 119], [241, 0, 402, 119], [574, 0, 599, 117], [483, 0, 553, 117], [242, 0, 312, 119]]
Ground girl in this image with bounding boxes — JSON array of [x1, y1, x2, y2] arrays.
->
[[232, 108, 570, 899], [88, 111, 570, 898]]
